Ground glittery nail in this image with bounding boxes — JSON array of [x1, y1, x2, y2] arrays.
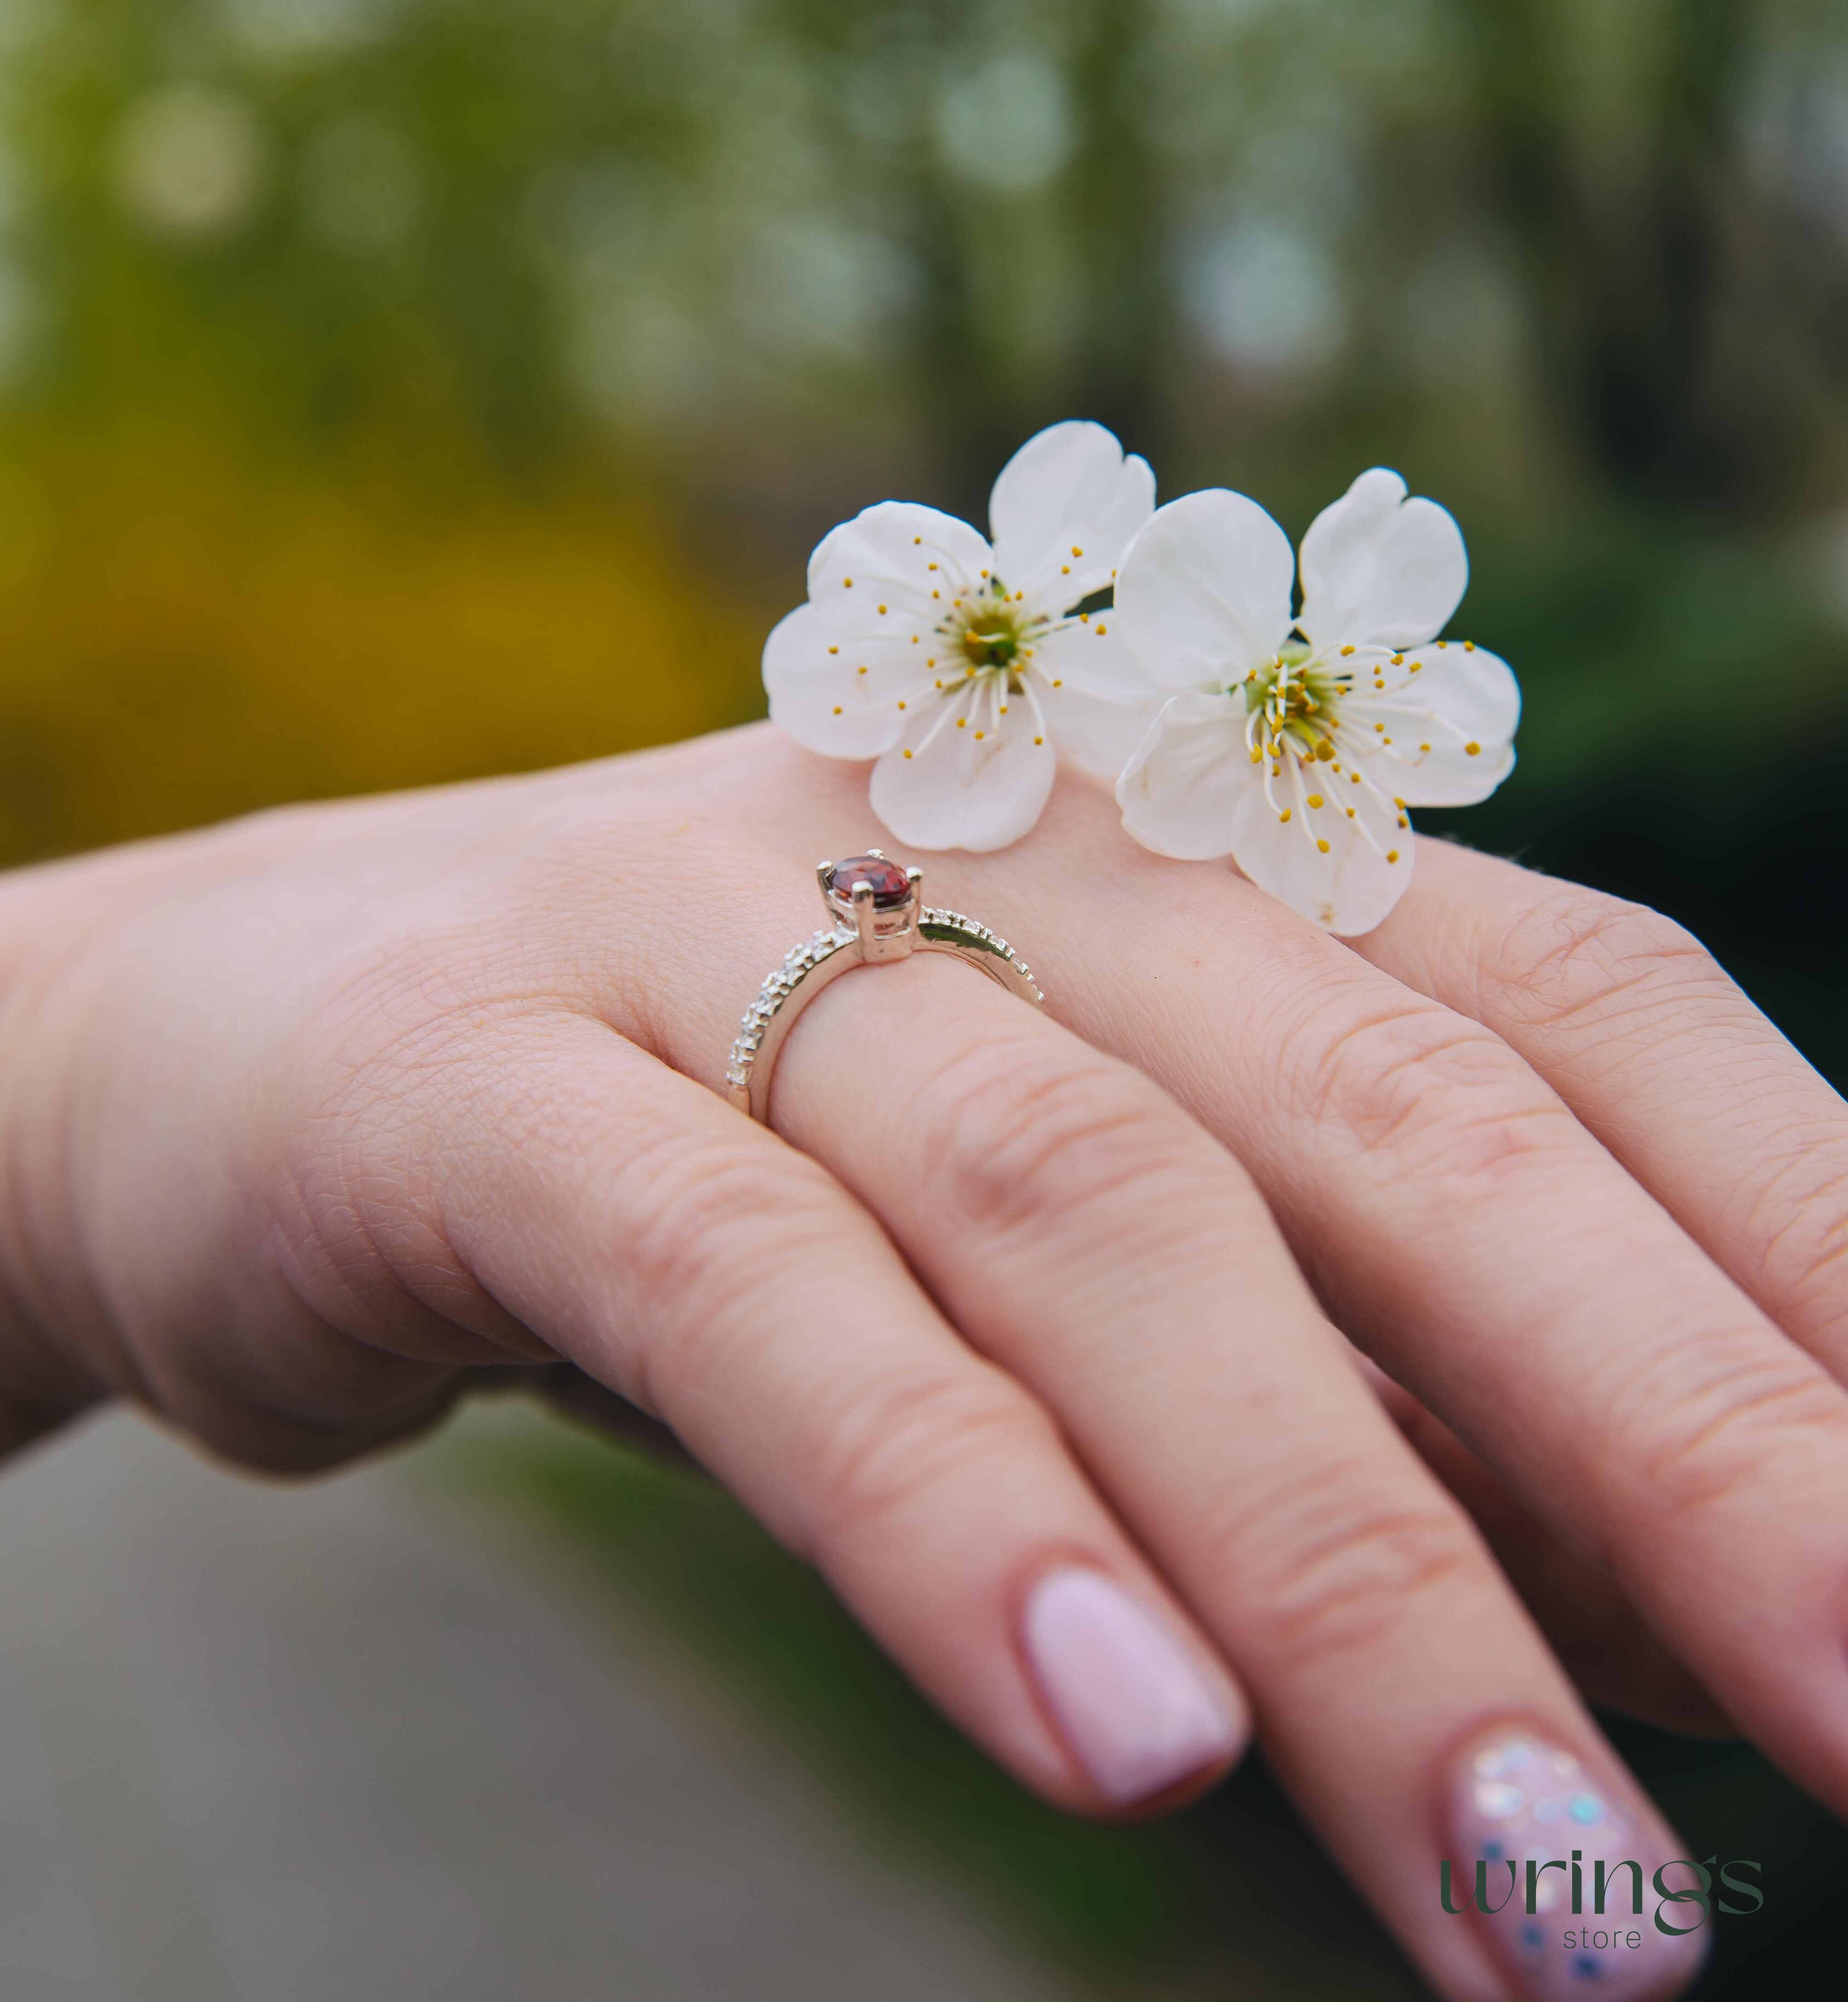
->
[[1443, 1726, 1709, 1999]]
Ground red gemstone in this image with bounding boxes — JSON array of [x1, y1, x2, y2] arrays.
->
[[828, 854, 912, 907]]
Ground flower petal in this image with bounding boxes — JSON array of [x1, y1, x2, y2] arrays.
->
[[987, 420, 1155, 610], [764, 602, 913, 759], [1115, 690, 1253, 860], [870, 687, 1057, 851], [1341, 640, 1520, 806], [1030, 620, 1167, 778], [808, 501, 993, 634], [1224, 748, 1411, 935], [1297, 468, 1467, 652], [1114, 489, 1296, 692]]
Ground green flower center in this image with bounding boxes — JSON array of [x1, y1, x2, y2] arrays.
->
[[1243, 641, 1348, 762], [957, 580, 1026, 672]]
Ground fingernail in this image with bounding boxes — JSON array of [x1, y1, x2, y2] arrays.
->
[[1444, 1725, 1710, 2000], [1022, 1567, 1242, 1805]]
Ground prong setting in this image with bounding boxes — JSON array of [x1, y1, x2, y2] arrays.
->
[[729, 853, 1044, 1120]]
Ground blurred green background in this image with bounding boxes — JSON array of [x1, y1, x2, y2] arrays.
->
[[2, 0, 1846, 1995]]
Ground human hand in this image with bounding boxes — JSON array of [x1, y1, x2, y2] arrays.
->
[[6, 723, 1842, 1998]]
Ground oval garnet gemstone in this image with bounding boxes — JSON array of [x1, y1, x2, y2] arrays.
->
[[827, 854, 912, 907]]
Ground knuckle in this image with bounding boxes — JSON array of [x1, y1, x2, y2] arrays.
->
[[1288, 998, 1574, 1178], [1617, 1337, 1848, 1520], [1489, 886, 1719, 1034], [618, 1137, 837, 1319], [913, 1031, 1219, 1240], [1215, 1462, 1485, 1673], [1752, 1150, 1848, 1325], [614, 1137, 849, 1418], [803, 1362, 1054, 1553]]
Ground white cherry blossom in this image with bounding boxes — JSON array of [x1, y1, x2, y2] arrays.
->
[[764, 421, 1158, 851], [1112, 469, 1520, 934]]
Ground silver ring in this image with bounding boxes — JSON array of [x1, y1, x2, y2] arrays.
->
[[727, 851, 1045, 1123]]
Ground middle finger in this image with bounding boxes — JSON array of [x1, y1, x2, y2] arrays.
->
[[934, 765, 1848, 1821]]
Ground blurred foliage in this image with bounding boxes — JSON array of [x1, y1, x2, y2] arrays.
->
[[2, 0, 1847, 860], [5, 7, 1848, 1993]]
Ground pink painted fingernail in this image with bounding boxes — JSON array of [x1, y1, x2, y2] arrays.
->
[[1022, 1567, 1242, 1804], [1444, 1726, 1710, 1999]]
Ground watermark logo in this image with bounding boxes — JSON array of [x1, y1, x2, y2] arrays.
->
[[1441, 1851, 1763, 1950]]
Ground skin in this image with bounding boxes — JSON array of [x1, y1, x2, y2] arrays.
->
[[3, 722, 1844, 1997]]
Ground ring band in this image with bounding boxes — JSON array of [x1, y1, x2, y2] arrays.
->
[[727, 851, 1045, 1123]]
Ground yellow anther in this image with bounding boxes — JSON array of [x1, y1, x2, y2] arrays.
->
[[902, 748, 913, 758], [1391, 653, 1404, 665], [1340, 644, 1356, 656], [1307, 793, 1324, 809], [999, 704, 1008, 715], [1317, 839, 1331, 853], [956, 716, 966, 727], [1315, 739, 1336, 761], [1437, 640, 1448, 649], [1095, 623, 1108, 635], [1071, 545, 1083, 556], [973, 729, 985, 739], [843, 578, 853, 586], [1386, 849, 1400, 863], [1278, 808, 1292, 823], [897, 700, 907, 710], [1052, 678, 1063, 687], [858, 665, 868, 674], [1409, 661, 1421, 672], [1345, 807, 1355, 817], [878, 603, 887, 614], [1465, 741, 1481, 755], [1061, 564, 1071, 574], [1034, 735, 1044, 745], [832, 705, 843, 714]]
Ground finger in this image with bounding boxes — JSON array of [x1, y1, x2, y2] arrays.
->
[[348, 1012, 1248, 1815], [758, 949, 1704, 2002], [1358, 1359, 1734, 1738], [1353, 839, 1848, 1376], [792, 763, 1848, 1824]]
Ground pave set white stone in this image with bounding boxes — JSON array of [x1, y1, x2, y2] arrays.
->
[[727, 853, 1045, 1123]]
